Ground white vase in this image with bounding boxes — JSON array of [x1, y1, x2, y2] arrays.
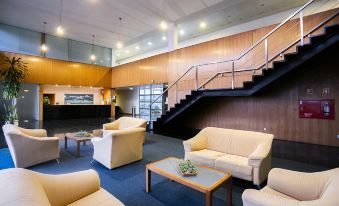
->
[[13, 120, 19, 126], [5, 121, 10, 125]]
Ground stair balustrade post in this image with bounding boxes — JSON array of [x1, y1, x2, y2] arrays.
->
[[265, 38, 268, 70], [231, 61, 235, 89], [195, 66, 198, 90], [175, 82, 178, 103], [300, 11, 304, 46]]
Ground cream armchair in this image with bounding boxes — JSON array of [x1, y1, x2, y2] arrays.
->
[[183, 127, 273, 186], [2, 124, 60, 168], [91, 127, 145, 169], [242, 168, 339, 206], [103, 117, 147, 142], [0, 168, 124, 206]]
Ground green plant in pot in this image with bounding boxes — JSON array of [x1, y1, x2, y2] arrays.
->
[[0, 57, 28, 124]]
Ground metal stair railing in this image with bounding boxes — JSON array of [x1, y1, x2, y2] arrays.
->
[[148, 0, 338, 125]]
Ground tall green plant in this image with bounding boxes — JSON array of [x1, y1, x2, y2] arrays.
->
[[0, 57, 28, 100]]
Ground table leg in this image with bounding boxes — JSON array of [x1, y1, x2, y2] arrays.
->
[[206, 191, 212, 206], [64, 136, 68, 149], [146, 168, 151, 193], [227, 177, 232, 206], [76, 141, 80, 157]]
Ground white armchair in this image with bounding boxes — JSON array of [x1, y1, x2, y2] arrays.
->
[[91, 127, 145, 169], [103, 117, 147, 142], [2, 124, 60, 168], [242, 168, 339, 206], [0, 168, 124, 206]]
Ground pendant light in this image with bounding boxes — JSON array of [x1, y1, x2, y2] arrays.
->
[[116, 17, 123, 49], [160, 0, 167, 30], [41, 21, 48, 52], [56, 0, 64, 35], [90, 34, 96, 61]]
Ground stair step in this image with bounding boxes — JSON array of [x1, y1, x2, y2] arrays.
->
[[310, 34, 327, 44], [284, 52, 298, 61], [324, 24, 339, 34], [296, 43, 313, 54]]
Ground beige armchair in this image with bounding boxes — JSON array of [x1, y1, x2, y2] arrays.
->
[[103, 117, 147, 142], [183, 127, 273, 186], [242, 167, 339, 206], [2, 124, 60, 168], [91, 127, 145, 169], [0, 168, 124, 206]]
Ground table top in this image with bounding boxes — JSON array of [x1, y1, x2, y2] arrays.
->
[[147, 157, 231, 192], [65, 132, 94, 141]]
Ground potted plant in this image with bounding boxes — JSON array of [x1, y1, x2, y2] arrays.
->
[[3, 104, 18, 125], [0, 57, 28, 125]]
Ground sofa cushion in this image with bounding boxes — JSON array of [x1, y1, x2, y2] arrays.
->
[[0, 168, 51, 206], [215, 154, 252, 180], [186, 149, 224, 167], [67, 188, 124, 206]]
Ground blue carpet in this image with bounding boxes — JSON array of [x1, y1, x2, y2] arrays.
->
[[0, 132, 327, 206]]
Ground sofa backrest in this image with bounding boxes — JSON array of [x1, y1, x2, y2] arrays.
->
[[202, 127, 273, 157], [118, 117, 147, 130], [0, 168, 51, 206], [2, 124, 22, 167]]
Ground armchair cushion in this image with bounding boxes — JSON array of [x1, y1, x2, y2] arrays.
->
[[215, 154, 252, 180], [68, 189, 124, 206], [185, 149, 224, 167]]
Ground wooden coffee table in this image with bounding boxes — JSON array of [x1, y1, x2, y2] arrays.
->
[[64, 132, 94, 157], [146, 157, 232, 206]]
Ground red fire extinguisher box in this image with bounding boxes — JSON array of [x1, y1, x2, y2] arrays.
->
[[299, 99, 335, 120]]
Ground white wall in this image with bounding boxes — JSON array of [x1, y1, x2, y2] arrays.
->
[[115, 88, 139, 114], [43, 85, 104, 105]]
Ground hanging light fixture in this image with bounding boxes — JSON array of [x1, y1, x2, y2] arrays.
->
[[116, 17, 123, 49], [160, 0, 167, 30], [56, 0, 64, 35], [41, 21, 48, 52], [90, 34, 96, 61]]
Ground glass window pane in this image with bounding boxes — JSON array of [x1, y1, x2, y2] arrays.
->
[[69, 40, 92, 64], [18, 28, 40, 55], [0, 24, 19, 53], [45, 34, 69, 60]]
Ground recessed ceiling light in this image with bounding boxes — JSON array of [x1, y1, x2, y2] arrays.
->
[[179, 29, 185, 35], [148, 42, 152, 46], [199, 21, 207, 29], [24, 89, 29, 92], [116, 41, 123, 48], [135, 46, 140, 50], [116, 53, 120, 57], [129, 87, 133, 90], [160, 20, 167, 30], [162, 36, 167, 41], [125, 50, 129, 54]]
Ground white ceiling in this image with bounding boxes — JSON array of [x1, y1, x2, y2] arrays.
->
[[1, 0, 336, 62]]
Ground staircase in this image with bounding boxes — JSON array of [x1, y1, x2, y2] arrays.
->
[[149, 2, 339, 135]]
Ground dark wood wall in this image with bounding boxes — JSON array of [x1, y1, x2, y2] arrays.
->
[[182, 46, 339, 147]]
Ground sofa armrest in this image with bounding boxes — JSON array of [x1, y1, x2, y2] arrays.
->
[[103, 121, 119, 130], [248, 143, 271, 167], [19, 128, 47, 137], [183, 132, 207, 152], [242, 189, 299, 206], [34, 169, 100, 206]]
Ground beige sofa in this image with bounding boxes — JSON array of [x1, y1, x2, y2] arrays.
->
[[183, 127, 273, 186], [242, 168, 339, 206], [2, 124, 60, 168], [0, 168, 124, 206], [91, 127, 145, 169], [103, 117, 147, 142]]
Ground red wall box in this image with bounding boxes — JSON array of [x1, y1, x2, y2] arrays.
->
[[299, 99, 335, 120]]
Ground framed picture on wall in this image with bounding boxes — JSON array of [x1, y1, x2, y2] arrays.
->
[[64, 94, 94, 104]]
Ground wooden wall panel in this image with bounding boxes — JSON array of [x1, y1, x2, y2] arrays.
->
[[0, 52, 112, 88]]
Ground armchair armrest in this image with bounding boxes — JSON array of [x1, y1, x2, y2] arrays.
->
[[183, 132, 207, 152], [34, 169, 100, 206], [103, 121, 119, 130], [242, 189, 299, 206], [267, 168, 328, 201], [19, 128, 47, 137]]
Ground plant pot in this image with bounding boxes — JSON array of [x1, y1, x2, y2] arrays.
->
[[5, 121, 10, 125], [13, 120, 19, 126]]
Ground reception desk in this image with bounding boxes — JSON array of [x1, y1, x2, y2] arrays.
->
[[43, 105, 111, 120]]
